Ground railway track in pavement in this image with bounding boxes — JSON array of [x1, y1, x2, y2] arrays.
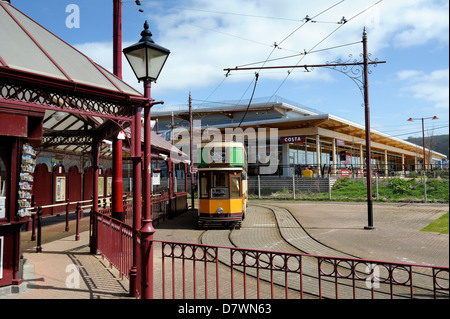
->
[[200, 204, 445, 299]]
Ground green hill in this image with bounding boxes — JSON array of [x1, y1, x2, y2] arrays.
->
[[406, 134, 449, 158]]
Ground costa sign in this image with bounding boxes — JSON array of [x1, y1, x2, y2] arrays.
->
[[280, 135, 306, 144]]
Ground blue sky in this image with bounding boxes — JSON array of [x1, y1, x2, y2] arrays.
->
[[12, 0, 449, 140]]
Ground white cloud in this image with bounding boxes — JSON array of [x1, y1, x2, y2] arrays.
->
[[73, 0, 449, 100], [147, 0, 449, 92], [397, 69, 449, 109]]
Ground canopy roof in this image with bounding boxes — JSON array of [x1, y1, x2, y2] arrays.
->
[[0, 1, 185, 160], [0, 1, 139, 95]]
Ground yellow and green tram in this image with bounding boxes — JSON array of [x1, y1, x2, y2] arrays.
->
[[197, 142, 248, 228]]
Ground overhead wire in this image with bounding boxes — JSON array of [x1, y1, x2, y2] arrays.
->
[[262, 0, 383, 106], [232, 0, 348, 123]]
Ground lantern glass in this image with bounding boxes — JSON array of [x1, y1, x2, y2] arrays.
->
[[123, 21, 170, 81]]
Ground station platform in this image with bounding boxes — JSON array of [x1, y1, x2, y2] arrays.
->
[[1, 201, 448, 300]]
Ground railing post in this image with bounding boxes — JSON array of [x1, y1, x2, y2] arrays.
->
[[75, 202, 81, 241], [30, 213, 36, 241], [65, 198, 70, 231], [36, 207, 42, 253]]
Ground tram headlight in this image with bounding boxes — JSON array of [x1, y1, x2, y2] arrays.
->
[[216, 207, 223, 215]]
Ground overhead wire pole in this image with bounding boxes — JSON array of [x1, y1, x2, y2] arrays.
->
[[189, 92, 195, 210], [362, 28, 374, 229], [224, 29, 385, 229]]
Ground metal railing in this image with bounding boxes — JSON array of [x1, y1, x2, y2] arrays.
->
[[154, 239, 449, 299], [247, 163, 448, 178], [92, 206, 449, 299], [28, 198, 95, 252], [96, 212, 133, 281]]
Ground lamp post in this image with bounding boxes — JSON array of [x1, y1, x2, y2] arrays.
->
[[407, 116, 438, 170], [123, 20, 170, 299]]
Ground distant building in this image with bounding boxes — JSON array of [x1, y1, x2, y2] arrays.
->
[[153, 96, 447, 177]]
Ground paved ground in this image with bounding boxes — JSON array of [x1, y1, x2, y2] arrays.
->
[[1, 200, 448, 299], [268, 201, 449, 267]]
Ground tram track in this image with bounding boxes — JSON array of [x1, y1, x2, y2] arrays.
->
[[200, 204, 366, 299], [199, 203, 444, 299]]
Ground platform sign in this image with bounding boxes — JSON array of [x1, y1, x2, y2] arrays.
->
[[55, 176, 66, 202], [152, 172, 160, 186]]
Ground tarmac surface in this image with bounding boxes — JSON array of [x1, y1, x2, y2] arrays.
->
[[1, 200, 448, 300]]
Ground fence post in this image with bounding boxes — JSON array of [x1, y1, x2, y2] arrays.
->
[[375, 173, 379, 201], [423, 171, 427, 203], [36, 207, 42, 253], [328, 175, 331, 200], [292, 173, 296, 199], [258, 175, 261, 199]]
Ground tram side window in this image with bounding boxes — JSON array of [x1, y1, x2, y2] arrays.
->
[[211, 172, 228, 198], [200, 172, 209, 199]]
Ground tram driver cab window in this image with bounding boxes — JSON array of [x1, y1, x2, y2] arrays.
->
[[211, 172, 228, 198]]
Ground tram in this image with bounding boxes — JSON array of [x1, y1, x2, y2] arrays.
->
[[197, 141, 248, 228]]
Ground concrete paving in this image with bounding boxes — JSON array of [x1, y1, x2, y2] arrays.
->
[[1, 200, 447, 299]]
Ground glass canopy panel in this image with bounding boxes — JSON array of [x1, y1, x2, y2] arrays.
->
[[0, 5, 67, 80], [96, 64, 142, 96], [6, 5, 117, 90]]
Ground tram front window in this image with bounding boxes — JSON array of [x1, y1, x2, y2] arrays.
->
[[211, 172, 228, 198], [200, 172, 209, 199]]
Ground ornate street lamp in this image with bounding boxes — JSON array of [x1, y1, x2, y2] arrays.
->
[[123, 20, 170, 82], [123, 20, 170, 299]]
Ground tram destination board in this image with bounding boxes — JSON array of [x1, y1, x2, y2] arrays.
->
[[198, 146, 244, 167]]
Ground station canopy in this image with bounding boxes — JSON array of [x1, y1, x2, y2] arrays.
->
[[0, 1, 179, 158]]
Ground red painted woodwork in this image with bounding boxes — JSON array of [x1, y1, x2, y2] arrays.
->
[[0, 113, 27, 137], [67, 166, 82, 211], [83, 167, 93, 202], [33, 163, 52, 216]]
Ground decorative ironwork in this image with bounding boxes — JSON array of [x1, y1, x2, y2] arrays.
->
[[0, 78, 134, 121], [41, 130, 93, 147], [324, 53, 381, 99]]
